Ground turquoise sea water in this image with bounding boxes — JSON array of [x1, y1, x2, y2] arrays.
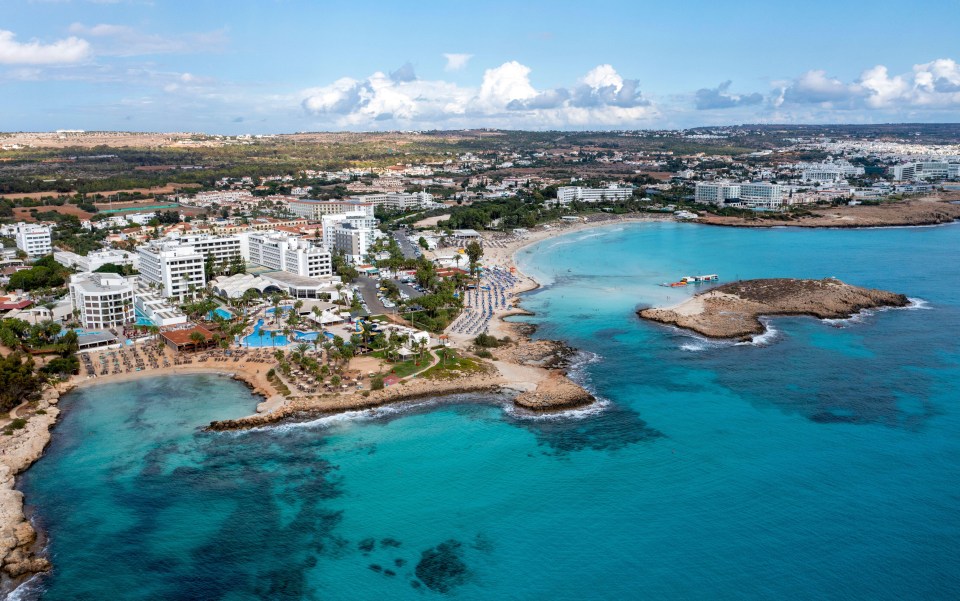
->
[[16, 222, 960, 600]]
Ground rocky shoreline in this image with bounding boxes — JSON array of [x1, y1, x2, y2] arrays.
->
[[205, 337, 596, 432], [638, 278, 910, 340], [0, 385, 69, 592], [698, 198, 960, 229]]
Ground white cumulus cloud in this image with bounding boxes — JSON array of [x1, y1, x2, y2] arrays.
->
[[0, 29, 90, 65], [443, 53, 473, 71], [301, 61, 656, 129], [776, 58, 960, 111]]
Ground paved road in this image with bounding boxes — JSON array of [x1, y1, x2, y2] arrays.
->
[[355, 276, 389, 315], [393, 229, 421, 260]]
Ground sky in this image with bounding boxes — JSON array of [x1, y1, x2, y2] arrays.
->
[[2, 0, 960, 134]]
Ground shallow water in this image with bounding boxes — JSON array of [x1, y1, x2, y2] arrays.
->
[[17, 221, 960, 600]]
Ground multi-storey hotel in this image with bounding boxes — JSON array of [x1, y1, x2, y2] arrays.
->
[[554, 186, 633, 205], [68, 272, 135, 329], [347, 192, 435, 211], [695, 182, 742, 205], [137, 241, 206, 299], [740, 183, 783, 209], [288, 198, 375, 220], [174, 233, 245, 264], [14, 223, 53, 257], [247, 231, 333, 278]]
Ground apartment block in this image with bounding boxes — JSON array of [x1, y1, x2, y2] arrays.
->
[[137, 241, 206, 299], [288, 198, 375, 220], [69, 272, 135, 329], [554, 186, 633, 204], [14, 223, 52, 257], [247, 231, 332, 278], [695, 182, 741, 205]]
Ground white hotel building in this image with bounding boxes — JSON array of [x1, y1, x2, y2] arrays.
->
[[14, 223, 53, 257], [68, 272, 135, 329], [174, 233, 245, 264], [740, 183, 783, 209], [247, 232, 333, 278], [137, 241, 206, 299], [320, 212, 379, 263], [54, 249, 139, 273], [554, 186, 634, 205], [695, 182, 783, 209], [348, 192, 436, 211], [288, 199, 376, 220], [890, 162, 959, 182], [695, 182, 741, 205]]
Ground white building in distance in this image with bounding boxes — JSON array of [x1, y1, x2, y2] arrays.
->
[[695, 182, 741, 205], [14, 223, 52, 257], [54, 249, 139, 273], [68, 272, 135, 329], [288, 198, 376, 220], [348, 192, 435, 211], [555, 186, 633, 205], [740, 183, 784, 209], [890, 162, 958, 181]]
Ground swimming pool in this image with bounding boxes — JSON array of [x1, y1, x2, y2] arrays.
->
[[133, 308, 155, 327], [240, 320, 328, 347], [241, 319, 289, 347], [207, 307, 234, 320], [264, 305, 294, 316]]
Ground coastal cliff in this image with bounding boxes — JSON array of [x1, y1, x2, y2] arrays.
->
[[0, 388, 64, 586], [638, 278, 910, 340]]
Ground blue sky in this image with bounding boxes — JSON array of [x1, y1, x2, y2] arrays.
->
[[2, 0, 960, 133]]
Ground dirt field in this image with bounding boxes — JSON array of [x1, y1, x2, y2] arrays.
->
[[0, 183, 199, 203], [13, 205, 94, 221]]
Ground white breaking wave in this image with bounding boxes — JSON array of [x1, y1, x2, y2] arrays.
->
[[822, 296, 931, 328], [234, 397, 460, 434], [7, 574, 42, 601], [736, 318, 779, 347], [904, 297, 931, 310], [503, 396, 611, 421], [505, 349, 611, 422]]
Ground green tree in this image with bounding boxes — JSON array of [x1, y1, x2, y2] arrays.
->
[[465, 241, 484, 277]]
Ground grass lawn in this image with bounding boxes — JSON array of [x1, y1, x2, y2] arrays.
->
[[383, 355, 433, 378], [420, 350, 488, 380]]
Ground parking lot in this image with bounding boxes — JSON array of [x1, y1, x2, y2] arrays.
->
[[393, 228, 422, 259]]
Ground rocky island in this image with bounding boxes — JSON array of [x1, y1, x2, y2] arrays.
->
[[638, 278, 910, 340]]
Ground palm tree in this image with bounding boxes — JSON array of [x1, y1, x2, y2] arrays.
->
[[416, 338, 427, 366], [270, 294, 283, 325], [189, 331, 206, 352]]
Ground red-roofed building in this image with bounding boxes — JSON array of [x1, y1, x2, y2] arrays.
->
[[160, 325, 215, 352], [0, 300, 33, 311], [435, 268, 468, 279]]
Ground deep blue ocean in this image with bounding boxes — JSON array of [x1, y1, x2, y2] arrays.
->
[[15, 222, 960, 600]]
